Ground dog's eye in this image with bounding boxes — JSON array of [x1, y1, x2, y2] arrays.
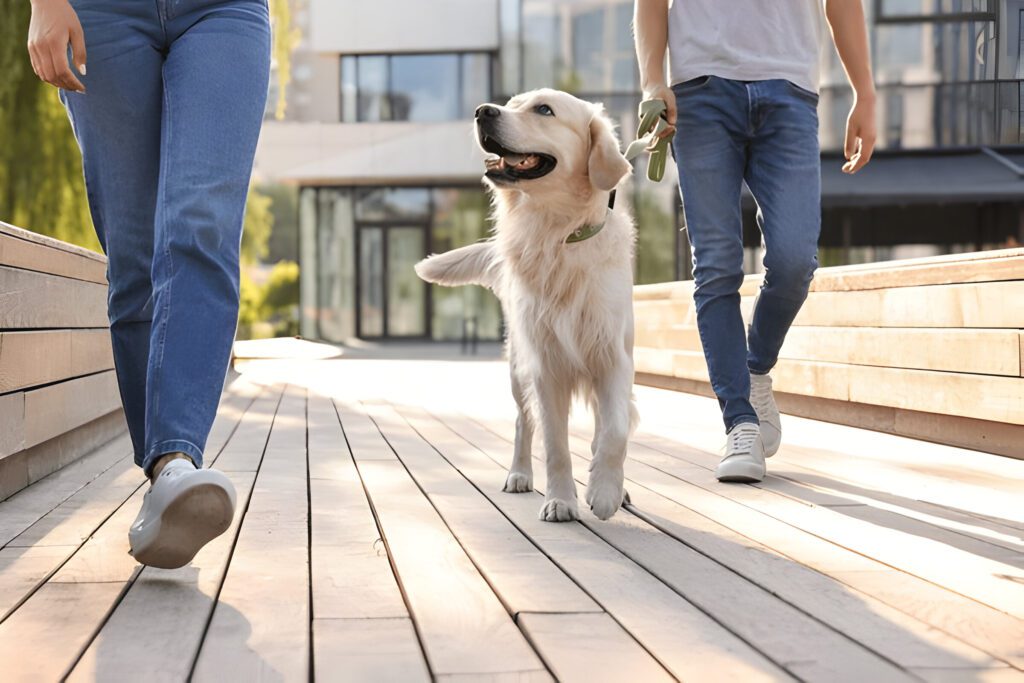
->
[[534, 104, 555, 117]]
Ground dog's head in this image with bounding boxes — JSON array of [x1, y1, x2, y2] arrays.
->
[[475, 89, 631, 197]]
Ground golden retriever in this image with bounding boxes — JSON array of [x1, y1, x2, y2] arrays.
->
[[415, 89, 638, 522]]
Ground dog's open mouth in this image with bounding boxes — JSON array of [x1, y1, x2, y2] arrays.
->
[[480, 133, 556, 182]]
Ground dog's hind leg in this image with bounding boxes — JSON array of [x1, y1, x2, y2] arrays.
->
[[586, 354, 633, 520], [534, 372, 579, 522], [504, 362, 534, 493]]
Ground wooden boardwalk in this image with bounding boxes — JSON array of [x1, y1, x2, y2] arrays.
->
[[0, 355, 1022, 682]]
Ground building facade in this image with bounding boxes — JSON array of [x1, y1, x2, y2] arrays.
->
[[255, 0, 1024, 343]]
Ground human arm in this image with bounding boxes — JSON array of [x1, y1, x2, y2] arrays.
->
[[824, 0, 876, 173], [633, 0, 675, 137], [27, 0, 87, 93]]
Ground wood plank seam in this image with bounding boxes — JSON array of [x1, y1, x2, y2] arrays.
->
[[452, 412, 918, 680], [186, 384, 286, 680], [0, 382, 266, 634], [407, 403, 786, 681], [332, 399, 447, 681]]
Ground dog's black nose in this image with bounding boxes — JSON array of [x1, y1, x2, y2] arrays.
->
[[476, 104, 500, 120]]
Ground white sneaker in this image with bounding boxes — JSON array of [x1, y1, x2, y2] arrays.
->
[[129, 458, 236, 569], [750, 373, 781, 457], [716, 423, 766, 483]]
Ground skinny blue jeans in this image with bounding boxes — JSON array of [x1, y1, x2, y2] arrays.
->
[[60, 0, 270, 475], [671, 76, 822, 432]]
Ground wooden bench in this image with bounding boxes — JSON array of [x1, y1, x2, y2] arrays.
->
[[0, 222, 124, 500], [633, 248, 1024, 458]]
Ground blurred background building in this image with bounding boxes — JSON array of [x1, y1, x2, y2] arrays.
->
[[254, 0, 1024, 343]]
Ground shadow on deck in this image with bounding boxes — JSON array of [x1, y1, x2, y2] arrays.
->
[[0, 349, 1022, 682]]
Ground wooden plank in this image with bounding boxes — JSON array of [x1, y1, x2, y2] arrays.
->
[[639, 326, 1021, 377], [634, 371, 1024, 460], [64, 385, 274, 681], [634, 249, 1024, 299], [0, 266, 108, 329], [353, 457, 547, 678], [659, 349, 1024, 425], [0, 222, 107, 285], [307, 395, 410, 620], [367, 401, 602, 616], [193, 386, 310, 682], [608, 429, 1024, 646], [67, 471, 257, 683], [313, 618, 431, 683], [19, 370, 122, 454], [460, 412, 959, 680], [410, 412, 790, 681], [0, 582, 126, 682], [0, 330, 112, 394], [792, 281, 1024, 328], [517, 613, 675, 683]]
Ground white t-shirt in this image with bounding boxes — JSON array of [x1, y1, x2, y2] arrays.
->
[[668, 0, 825, 93]]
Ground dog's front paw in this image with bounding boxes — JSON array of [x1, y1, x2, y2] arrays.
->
[[503, 471, 533, 493], [586, 473, 626, 521], [538, 498, 579, 522]]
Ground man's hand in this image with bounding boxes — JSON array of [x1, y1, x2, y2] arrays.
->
[[645, 84, 677, 140], [27, 0, 87, 93], [842, 95, 876, 174]]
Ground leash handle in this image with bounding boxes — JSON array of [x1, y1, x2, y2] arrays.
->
[[625, 98, 673, 182]]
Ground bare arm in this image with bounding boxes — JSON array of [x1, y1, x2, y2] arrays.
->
[[27, 0, 87, 93], [633, 0, 676, 135], [824, 0, 876, 173]]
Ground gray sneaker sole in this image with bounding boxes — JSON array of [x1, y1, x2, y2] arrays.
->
[[131, 483, 234, 569], [716, 459, 766, 483]]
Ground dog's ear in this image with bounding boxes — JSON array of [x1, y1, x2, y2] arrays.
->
[[588, 107, 631, 191]]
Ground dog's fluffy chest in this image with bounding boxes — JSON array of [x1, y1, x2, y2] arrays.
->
[[497, 214, 635, 374]]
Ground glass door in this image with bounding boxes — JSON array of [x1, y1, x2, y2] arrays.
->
[[357, 223, 428, 338]]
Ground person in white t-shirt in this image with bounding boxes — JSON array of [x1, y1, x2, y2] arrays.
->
[[634, 0, 875, 482]]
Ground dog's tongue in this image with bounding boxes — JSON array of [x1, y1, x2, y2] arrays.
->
[[486, 154, 541, 172], [503, 154, 539, 171]]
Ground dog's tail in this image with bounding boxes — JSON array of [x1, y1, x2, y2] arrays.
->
[[415, 241, 499, 289]]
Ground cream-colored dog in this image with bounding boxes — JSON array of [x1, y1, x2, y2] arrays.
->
[[415, 89, 638, 522]]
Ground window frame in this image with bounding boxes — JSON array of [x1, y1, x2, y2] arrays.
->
[[874, 0, 996, 23], [339, 51, 495, 123]]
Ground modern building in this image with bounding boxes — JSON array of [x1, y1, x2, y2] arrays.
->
[[255, 0, 1024, 343]]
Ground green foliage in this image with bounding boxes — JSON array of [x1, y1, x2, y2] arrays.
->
[[269, 0, 300, 120], [237, 260, 300, 340], [0, 0, 98, 251], [242, 185, 273, 265], [260, 182, 299, 262]]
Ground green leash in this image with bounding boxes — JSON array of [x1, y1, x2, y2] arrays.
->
[[565, 98, 674, 244], [625, 98, 673, 182]]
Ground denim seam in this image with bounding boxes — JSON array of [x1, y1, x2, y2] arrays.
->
[[150, 70, 174, 456], [144, 439, 204, 475]]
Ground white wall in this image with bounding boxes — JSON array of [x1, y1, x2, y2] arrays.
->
[[255, 120, 486, 185], [310, 0, 499, 54]]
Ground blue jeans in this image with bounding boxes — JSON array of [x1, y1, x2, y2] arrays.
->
[[60, 0, 270, 475], [671, 76, 821, 432]]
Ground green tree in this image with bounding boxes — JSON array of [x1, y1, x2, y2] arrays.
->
[[0, 0, 297, 252], [0, 0, 98, 250]]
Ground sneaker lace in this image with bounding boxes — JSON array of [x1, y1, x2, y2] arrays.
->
[[727, 425, 759, 456]]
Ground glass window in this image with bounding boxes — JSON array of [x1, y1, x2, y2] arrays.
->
[[355, 188, 431, 222], [391, 54, 460, 121], [316, 189, 356, 342], [298, 188, 318, 339], [341, 57, 357, 123], [357, 56, 390, 122], [339, 53, 493, 122], [524, 0, 636, 94], [462, 53, 492, 117], [877, 0, 994, 20], [499, 0, 523, 96], [430, 188, 502, 341]]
